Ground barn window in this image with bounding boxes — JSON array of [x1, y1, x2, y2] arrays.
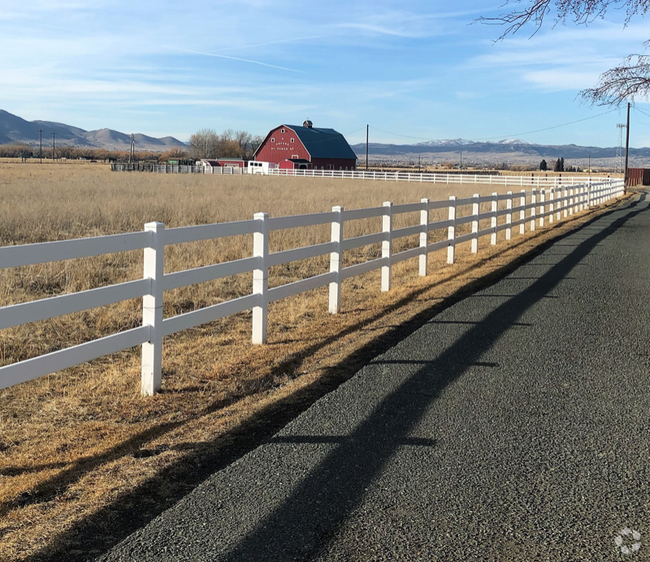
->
[[271, 138, 275, 143], [290, 138, 295, 143], [281, 128, 285, 133]]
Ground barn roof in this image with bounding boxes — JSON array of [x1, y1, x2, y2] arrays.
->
[[285, 125, 357, 160]]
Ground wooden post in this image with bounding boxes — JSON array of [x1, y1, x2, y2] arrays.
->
[[569, 188, 574, 216], [141, 222, 164, 396], [447, 196, 456, 264], [563, 187, 568, 218], [471, 194, 479, 253], [520, 190, 526, 235], [419, 198, 429, 276], [329, 206, 344, 314], [539, 189, 545, 228], [252, 212, 269, 344], [381, 202, 392, 292]]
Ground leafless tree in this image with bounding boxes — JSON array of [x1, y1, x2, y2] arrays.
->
[[188, 129, 220, 159], [478, 0, 650, 104], [249, 135, 264, 158]]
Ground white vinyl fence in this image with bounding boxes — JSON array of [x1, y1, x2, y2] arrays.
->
[[267, 167, 607, 187], [0, 180, 624, 396], [110, 163, 608, 188]]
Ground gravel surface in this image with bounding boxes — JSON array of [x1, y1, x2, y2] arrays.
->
[[99, 193, 650, 561]]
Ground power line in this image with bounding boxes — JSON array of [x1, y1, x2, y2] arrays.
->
[[633, 106, 650, 120], [369, 108, 618, 144]]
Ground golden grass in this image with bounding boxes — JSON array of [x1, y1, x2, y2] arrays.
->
[[0, 162, 626, 561]]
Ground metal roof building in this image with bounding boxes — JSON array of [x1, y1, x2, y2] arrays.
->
[[254, 121, 357, 170]]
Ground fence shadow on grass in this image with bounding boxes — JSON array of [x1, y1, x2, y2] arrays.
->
[[25, 195, 644, 562]]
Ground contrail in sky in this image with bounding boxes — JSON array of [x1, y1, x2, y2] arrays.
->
[[173, 48, 303, 73]]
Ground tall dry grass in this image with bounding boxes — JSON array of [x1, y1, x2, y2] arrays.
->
[[0, 163, 496, 366], [0, 162, 604, 560]]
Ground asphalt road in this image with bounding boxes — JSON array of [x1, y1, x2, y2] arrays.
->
[[99, 193, 650, 561]]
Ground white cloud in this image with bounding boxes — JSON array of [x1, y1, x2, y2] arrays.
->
[[523, 69, 603, 91]]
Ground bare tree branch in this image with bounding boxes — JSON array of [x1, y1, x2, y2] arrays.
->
[[478, 0, 650, 104], [581, 54, 650, 104]]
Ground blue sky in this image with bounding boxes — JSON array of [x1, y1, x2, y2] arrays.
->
[[1, 0, 649, 147]]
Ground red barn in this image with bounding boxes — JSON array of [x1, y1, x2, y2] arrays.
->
[[254, 121, 357, 170]]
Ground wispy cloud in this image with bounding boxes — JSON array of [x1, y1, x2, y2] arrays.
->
[[0, 0, 645, 147]]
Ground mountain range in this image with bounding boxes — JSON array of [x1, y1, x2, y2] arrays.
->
[[0, 110, 186, 152], [2, 109, 648, 165], [350, 139, 650, 166]]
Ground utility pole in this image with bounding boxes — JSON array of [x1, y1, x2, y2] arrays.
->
[[418, 154, 421, 173], [52, 133, 56, 161], [39, 129, 43, 164], [365, 125, 369, 171], [624, 101, 631, 190], [129, 133, 135, 164], [616, 123, 626, 174]]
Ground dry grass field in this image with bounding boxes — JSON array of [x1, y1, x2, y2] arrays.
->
[[0, 162, 626, 561]]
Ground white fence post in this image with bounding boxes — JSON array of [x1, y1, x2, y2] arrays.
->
[[569, 188, 574, 216], [491, 192, 498, 246], [141, 221, 164, 397], [539, 189, 545, 228], [585, 180, 590, 209], [578, 186, 583, 211], [549, 188, 554, 224], [506, 191, 512, 240], [471, 194, 479, 253], [563, 187, 568, 218], [329, 206, 344, 314], [447, 196, 457, 264], [419, 198, 429, 276], [381, 201, 392, 292], [530, 189, 537, 231], [520, 190, 526, 235], [252, 212, 269, 344]]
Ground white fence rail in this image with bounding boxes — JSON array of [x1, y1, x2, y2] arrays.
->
[[110, 163, 609, 188], [0, 180, 625, 395], [267, 167, 608, 187]]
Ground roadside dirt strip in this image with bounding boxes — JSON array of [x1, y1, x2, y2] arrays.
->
[[98, 193, 650, 561]]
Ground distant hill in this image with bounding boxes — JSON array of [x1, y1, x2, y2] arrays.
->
[[0, 110, 187, 152]]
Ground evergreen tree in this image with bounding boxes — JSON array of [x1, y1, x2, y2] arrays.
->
[[539, 159, 547, 171], [560, 157, 565, 172], [553, 158, 561, 172]]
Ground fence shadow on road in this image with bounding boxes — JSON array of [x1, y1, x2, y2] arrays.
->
[[26, 194, 646, 562], [215, 192, 648, 561]]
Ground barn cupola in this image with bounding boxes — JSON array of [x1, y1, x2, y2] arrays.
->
[[303, 119, 313, 129]]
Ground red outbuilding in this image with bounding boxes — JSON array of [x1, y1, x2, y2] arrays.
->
[[254, 120, 357, 170], [279, 158, 312, 171]]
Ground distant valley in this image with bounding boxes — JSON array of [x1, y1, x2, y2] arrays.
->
[[3, 109, 649, 167], [351, 139, 650, 168]]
